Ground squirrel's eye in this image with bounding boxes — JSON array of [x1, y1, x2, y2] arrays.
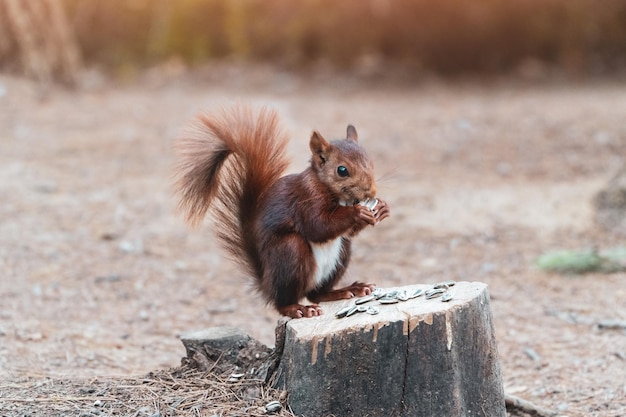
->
[[337, 165, 349, 177]]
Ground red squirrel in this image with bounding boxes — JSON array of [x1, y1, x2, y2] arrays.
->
[[174, 106, 390, 318]]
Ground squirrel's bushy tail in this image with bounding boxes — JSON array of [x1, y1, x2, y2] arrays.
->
[[174, 105, 290, 278]]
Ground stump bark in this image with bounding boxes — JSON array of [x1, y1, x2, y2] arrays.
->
[[180, 281, 506, 417], [179, 326, 274, 380]]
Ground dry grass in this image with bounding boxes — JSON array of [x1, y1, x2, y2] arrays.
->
[[0, 367, 296, 417], [61, 0, 626, 75]]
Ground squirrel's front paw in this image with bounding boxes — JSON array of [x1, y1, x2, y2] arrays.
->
[[373, 199, 390, 224], [356, 205, 377, 226]]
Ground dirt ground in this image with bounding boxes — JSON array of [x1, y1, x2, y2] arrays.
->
[[0, 67, 625, 416]]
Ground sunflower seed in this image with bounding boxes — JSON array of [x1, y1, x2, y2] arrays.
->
[[345, 305, 360, 317], [355, 294, 376, 305], [441, 292, 453, 302], [379, 298, 399, 304], [396, 290, 409, 301], [385, 290, 399, 299], [335, 306, 353, 318], [359, 198, 378, 211], [433, 280, 456, 289], [372, 287, 385, 298], [425, 288, 446, 299], [366, 306, 380, 315], [265, 400, 282, 413], [408, 288, 424, 299]]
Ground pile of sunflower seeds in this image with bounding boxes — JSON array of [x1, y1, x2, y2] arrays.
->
[[335, 280, 456, 319]]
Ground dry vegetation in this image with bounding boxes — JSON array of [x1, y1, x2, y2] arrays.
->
[[66, 0, 626, 74], [2, 0, 626, 79], [1, 368, 297, 417]]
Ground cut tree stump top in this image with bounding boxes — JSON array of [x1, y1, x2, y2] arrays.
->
[[272, 281, 505, 417], [289, 281, 487, 346]]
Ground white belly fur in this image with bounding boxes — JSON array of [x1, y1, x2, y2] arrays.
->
[[310, 238, 344, 289]]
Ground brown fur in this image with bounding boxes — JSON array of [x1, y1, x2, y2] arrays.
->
[[173, 106, 390, 318]]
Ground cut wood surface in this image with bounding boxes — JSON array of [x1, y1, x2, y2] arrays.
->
[[271, 281, 506, 417]]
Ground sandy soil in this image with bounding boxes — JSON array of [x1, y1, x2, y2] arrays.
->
[[0, 68, 625, 416]]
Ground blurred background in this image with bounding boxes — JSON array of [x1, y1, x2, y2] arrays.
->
[[1, 2, 625, 415], [1, 0, 626, 83]]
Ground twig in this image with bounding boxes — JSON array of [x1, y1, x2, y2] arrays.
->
[[505, 394, 558, 417], [4, 396, 117, 402], [597, 319, 626, 330]]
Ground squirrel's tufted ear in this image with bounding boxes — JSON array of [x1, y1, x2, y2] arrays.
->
[[346, 125, 358, 142], [310, 131, 331, 166]]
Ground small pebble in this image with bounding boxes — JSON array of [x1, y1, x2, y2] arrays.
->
[[94, 274, 122, 283]]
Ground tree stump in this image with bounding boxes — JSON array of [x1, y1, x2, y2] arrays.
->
[[269, 281, 505, 417], [180, 281, 506, 417], [179, 326, 274, 380]]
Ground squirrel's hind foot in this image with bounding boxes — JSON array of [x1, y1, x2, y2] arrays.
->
[[278, 304, 323, 319]]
